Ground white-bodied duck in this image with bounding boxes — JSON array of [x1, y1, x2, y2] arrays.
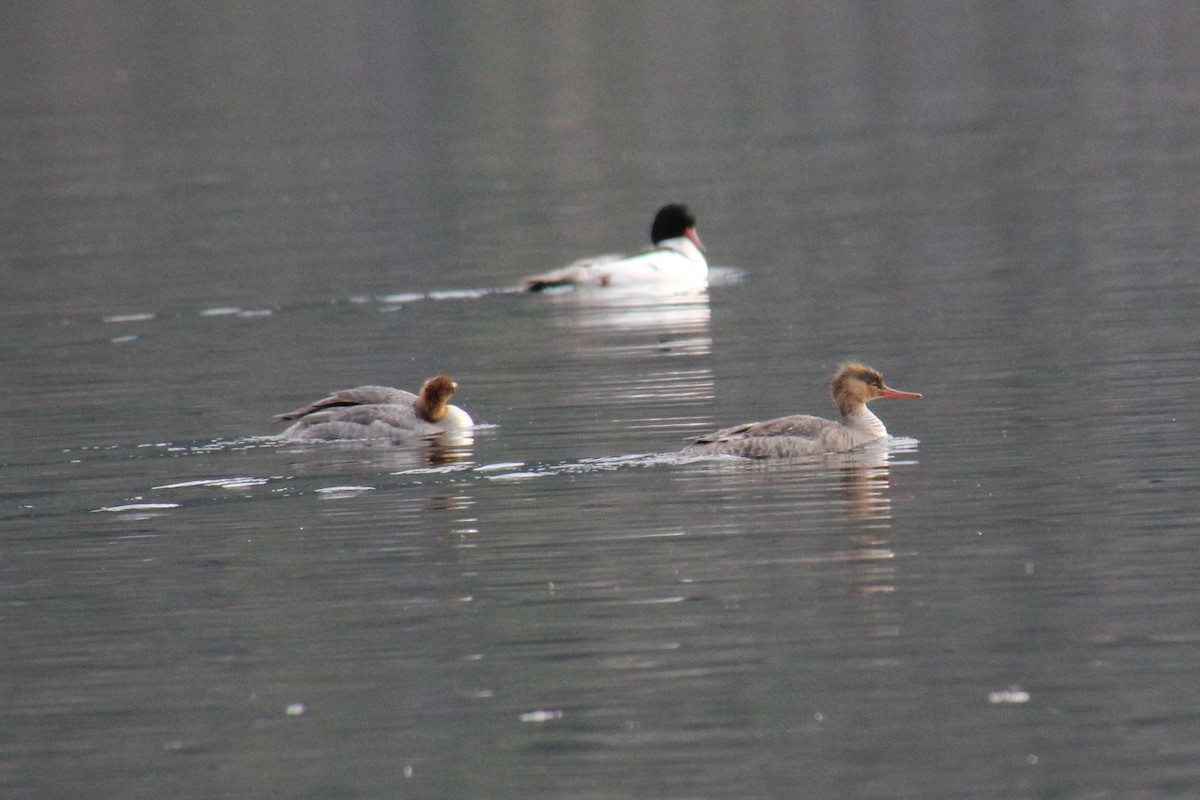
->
[[524, 203, 707, 291]]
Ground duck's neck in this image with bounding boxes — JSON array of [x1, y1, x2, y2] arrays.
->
[[841, 404, 887, 438], [655, 236, 705, 264], [417, 396, 448, 423]]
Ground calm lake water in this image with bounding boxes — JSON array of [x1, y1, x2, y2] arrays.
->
[[4, 3, 1200, 799]]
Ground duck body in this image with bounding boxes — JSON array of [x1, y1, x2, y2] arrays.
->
[[524, 204, 707, 291], [275, 376, 473, 442], [683, 363, 921, 459]]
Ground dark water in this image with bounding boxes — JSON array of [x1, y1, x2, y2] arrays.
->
[[4, 3, 1200, 799]]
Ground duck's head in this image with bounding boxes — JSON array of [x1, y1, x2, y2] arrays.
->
[[651, 203, 703, 251], [418, 375, 458, 422], [830, 362, 922, 417]]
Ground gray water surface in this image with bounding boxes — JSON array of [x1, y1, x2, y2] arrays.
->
[[4, 3, 1200, 799]]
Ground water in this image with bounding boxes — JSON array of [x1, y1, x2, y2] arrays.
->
[[4, 3, 1200, 798]]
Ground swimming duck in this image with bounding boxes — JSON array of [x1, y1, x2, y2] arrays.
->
[[524, 203, 707, 291], [683, 363, 921, 458], [275, 375, 473, 441]]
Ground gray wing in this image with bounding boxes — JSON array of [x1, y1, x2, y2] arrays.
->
[[688, 414, 837, 445], [299, 404, 421, 427], [275, 385, 416, 422]]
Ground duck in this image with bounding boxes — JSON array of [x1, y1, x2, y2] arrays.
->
[[682, 363, 921, 458], [524, 203, 707, 291], [275, 375, 473, 442]]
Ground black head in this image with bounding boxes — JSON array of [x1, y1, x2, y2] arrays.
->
[[650, 203, 697, 244]]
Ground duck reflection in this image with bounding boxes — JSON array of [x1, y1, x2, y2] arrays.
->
[[684, 442, 913, 523], [541, 284, 713, 352], [422, 431, 476, 466], [823, 445, 900, 522], [535, 286, 716, 418], [820, 446, 917, 598], [277, 429, 476, 471], [679, 442, 920, 596]]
